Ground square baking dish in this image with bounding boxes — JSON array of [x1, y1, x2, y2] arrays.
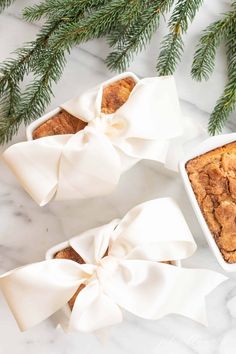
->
[[179, 133, 236, 272]]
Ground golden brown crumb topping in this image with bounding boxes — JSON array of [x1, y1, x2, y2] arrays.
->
[[101, 77, 136, 114], [33, 110, 87, 140], [186, 141, 236, 263]]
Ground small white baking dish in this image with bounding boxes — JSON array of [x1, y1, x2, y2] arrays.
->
[[179, 133, 236, 272], [26, 72, 139, 141]]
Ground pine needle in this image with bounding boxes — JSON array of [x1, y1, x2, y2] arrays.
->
[[106, 0, 174, 72], [156, 0, 203, 75], [208, 27, 236, 135], [191, 10, 236, 81]]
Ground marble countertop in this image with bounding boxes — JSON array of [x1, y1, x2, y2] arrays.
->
[[0, 1, 236, 353]]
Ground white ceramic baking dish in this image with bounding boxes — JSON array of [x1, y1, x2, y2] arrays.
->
[[179, 133, 236, 272], [26, 72, 139, 141]]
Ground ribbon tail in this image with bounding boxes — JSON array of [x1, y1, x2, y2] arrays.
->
[[99, 260, 227, 326], [2, 136, 69, 206], [0, 260, 90, 331], [69, 279, 123, 333]]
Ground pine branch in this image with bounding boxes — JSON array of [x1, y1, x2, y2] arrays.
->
[[0, 49, 66, 144], [191, 10, 236, 81], [106, 3, 160, 72], [49, 0, 128, 51], [0, 0, 97, 144], [0, 0, 15, 13], [157, 0, 203, 75], [156, 32, 184, 76], [106, 0, 174, 72], [23, 0, 108, 22], [0, 20, 62, 144], [208, 27, 236, 135]]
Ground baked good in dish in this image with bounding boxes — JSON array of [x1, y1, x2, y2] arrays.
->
[[33, 77, 136, 140], [101, 77, 136, 114], [186, 141, 236, 263], [54, 246, 173, 309], [32, 110, 87, 140]]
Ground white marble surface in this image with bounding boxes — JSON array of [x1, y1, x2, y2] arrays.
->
[[0, 1, 236, 353]]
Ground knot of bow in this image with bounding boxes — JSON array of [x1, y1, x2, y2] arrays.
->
[[0, 198, 226, 332], [3, 74, 184, 206]]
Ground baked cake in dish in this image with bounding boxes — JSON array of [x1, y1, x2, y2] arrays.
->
[[186, 141, 236, 263], [33, 77, 136, 140], [32, 110, 87, 140]]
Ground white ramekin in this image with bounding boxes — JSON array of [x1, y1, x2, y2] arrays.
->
[[179, 133, 236, 272], [26, 72, 140, 141]]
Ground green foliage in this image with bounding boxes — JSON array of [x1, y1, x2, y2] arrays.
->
[[0, 0, 15, 13], [49, 0, 128, 51], [23, 0, 108, 22], [0, 0, 235, 143], [156, 0, 203, 75], [191, 2, 236, 134], [208, 26, 236, 135], [191, 10, 236, 81], [106, 0, 174, 72]]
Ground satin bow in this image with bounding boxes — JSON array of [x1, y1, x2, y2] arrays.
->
[[0, 198, 226, 332], [2, 74, 183, 206]]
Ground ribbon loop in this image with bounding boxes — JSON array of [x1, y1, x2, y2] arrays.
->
[[0, 259, 90, 331]]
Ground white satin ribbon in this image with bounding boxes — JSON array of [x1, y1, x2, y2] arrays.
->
[[0, 198, 226, 332], [2, 74, 184, 206]]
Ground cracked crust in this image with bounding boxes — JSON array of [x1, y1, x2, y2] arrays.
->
[[186, 141, 236, 263], [101, 77, 136, 114], [54, 246, 173, 310], [33, 77, 136, 139], [32, 110, 87, 140]]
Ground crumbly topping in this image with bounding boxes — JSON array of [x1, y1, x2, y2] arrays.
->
[[186, 142, 236, 263], [101, 77, 136, 114], [33, 110, 87, 140]]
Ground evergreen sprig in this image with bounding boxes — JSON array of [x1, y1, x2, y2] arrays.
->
[[0, 20, 62, 143], [191, 2, 236, 134], [0, 0, 15, 13], [156, 0, 203, 75], [106, 0, 174, 72], [191, 10, 236, 81], [0, 0, 235, 143], [49, 0, 128, 51], [208, 27, 236, 135]]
